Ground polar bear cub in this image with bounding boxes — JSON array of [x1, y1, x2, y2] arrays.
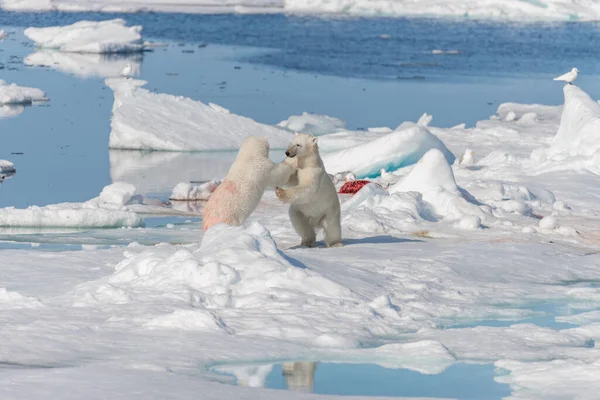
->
[[275, 133, 342, 248], [203, 136, 296, 231]]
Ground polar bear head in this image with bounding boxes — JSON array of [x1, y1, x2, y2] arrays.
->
[[237, 136, 270, 160], [285, 133, 318, 159]]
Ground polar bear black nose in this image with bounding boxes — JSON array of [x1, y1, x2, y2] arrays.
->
[[285, 151, 290, 157]]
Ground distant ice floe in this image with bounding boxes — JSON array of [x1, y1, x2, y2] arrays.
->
[[0, 160, 16, 174], [277, 112, 346, 136], [24, 19, 144, 53], [106, 78, 292, 151], [25, 50, 142, 78], [0, 182, 144, 229], [3, 0, 600, 20], [0, 29, 8, 40], [0, 80, 47, 105]]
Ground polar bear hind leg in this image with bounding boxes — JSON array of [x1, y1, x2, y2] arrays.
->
[[289, 206, 316, 247], [323, 208, 343, 248], [202, 180, 239, 231]]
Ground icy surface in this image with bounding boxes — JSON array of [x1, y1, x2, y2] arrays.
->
[[106, 78, 292, 151], [24, 19, 144, 53], [0, 80, 47, 105]]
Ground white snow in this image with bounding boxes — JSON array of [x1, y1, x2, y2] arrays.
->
[[0, 29, 8, 39], [0, 80, 47, 105], [170, 180, 221, 201], [0, 183, 144, 228], [322, 123, 455, 178], [3, 0, 600, 20], [277, 112, 346, 136], [24, 19, 144, 53], [106, 78, 293, 151], [25, 49, 142, 78]]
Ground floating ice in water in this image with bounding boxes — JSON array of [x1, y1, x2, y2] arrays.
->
[[322, 123, 455, 178], [106, 78, 292, 151], [431, 49, 460, 55], [0, 29, 7, 40], [0, 105, 25, 119], [25, 50, 142, 78], [0, 183, 144, 228], [170, 180, 221, 201], [0, 160, 16, 174], [24, 19, 144, 53], [277, 112, 346, 136], [0, 80, 47, 105]]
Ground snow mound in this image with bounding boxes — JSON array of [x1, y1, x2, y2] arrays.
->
[[277, 112, 346, 136], [0, 159, 16, 173], [0, 183, 144, 228], [389, 149, 486, 221], [24, 19, 144, 53], [76, 222, 400, 344], [0, 287, 42, 308], [25, 50, 142, 78], [0, 80, 47, 105], [170, 181, 221, 201], [106, 78, 292, 151], [548, 84, 600, 160], [322, 124, 455, 178]]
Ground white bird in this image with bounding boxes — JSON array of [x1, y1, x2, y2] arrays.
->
[[121, 63, 133, 78], [553, 67, 578, 84], [459, 149, 475, 167]]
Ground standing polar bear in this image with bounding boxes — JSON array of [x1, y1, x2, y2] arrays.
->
[[203, 136, 296, 231], [275, 133, 342, 248]]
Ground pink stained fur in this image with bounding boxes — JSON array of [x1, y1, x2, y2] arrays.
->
[[202, 179, 239, 231]]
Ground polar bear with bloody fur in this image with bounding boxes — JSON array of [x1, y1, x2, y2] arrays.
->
[[202, 136, 296, 231], [275, 133, 342, 248]]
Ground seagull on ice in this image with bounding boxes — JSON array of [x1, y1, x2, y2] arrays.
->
[[121, 63, 133, 78], [553, 68, 578, 84]]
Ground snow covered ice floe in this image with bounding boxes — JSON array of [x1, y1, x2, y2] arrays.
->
[[0, 159, 16, 173], [322, 123, 455, 178], [24, 19, 144, 53], [0, 183, 144, 229], [0, 29, 8, 40], [25, 49, 142, 78], [106, 78, 292, 151], [0, 80, 47, 105]]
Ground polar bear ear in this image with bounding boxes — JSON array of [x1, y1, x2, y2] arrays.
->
[[312, 137, 318, 144]]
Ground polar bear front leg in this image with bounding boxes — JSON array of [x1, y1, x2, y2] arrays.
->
[[289, 206, 316, 247]]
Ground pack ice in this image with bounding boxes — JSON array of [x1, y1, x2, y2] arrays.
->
[[24, 19, 144, 53], [0, 183, 143, 228]]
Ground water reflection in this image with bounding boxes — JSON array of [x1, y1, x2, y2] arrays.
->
[[0, 105, 25, 119], [282, 361, 317, 392], [25, 50, 142, 78], [212, 361, 511, 398]]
